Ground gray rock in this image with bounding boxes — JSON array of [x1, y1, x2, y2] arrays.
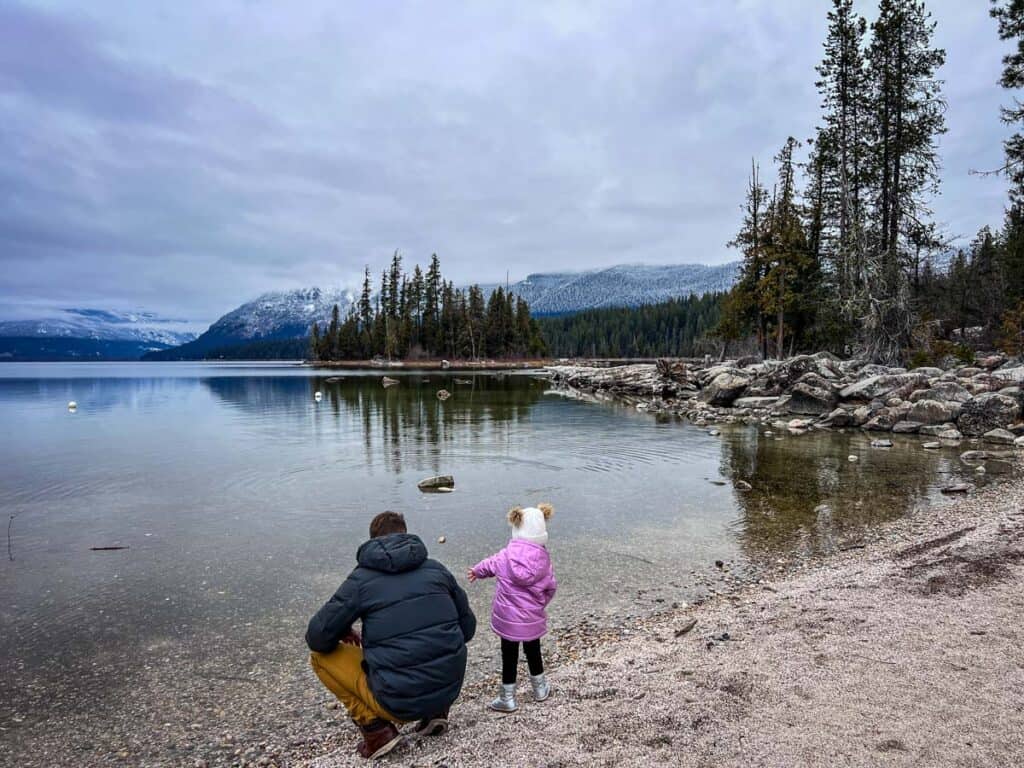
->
[[787, 382, 838, 416], [733, 396, 781, 409], [908, 398, 962, 425], [909, 366, 944, 378], [870, 439, 894, 448], [892, 421, 923, 434], [955, 367, 983, 379], [919, 422, 958, 436], [941, 483, 971, 494], [991, 365, 1024, 385], [418, 474, 455, 490], [839, 372, 929, 402], [937, 428, 964, 441], [863, 408, 901, 431], [982, 428, 1016, 445], [922, 441, 941, 449], [957, 392, 1021, 436], [908, 381, 972, 404], [700, 372, 751, 406], [1016, 435, 1024, 448], [960, 450, 990, 462], [822, 407, 856, 427]]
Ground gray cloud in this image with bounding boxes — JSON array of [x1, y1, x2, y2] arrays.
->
[[0, 0, 1013, 326]]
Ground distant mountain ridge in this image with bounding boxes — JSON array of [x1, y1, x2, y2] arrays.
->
[[0, 308, 198, 361], [490, 262, 739, 315], [145, 287, 354, 359], [146, 263, 739, 360]]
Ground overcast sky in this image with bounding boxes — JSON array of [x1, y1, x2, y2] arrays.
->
[[0, 0, 1014, 325]]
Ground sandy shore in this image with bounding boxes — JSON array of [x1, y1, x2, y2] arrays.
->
[[303, 476, 1024, 768]]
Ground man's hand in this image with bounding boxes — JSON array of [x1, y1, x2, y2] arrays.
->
[[341, 630, 362, 647], [466, 568, 477, 583]]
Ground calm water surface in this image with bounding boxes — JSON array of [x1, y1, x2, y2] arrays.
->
[[0, 362, 990, 750]]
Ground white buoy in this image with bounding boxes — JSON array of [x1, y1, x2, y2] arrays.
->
[[68, 401, 77, 411], [314, 391, 322, 402]]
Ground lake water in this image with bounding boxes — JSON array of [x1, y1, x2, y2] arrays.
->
[[0, 362, 993, 764]]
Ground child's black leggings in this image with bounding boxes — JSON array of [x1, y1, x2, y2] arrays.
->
[[501, 638, 544, 684]]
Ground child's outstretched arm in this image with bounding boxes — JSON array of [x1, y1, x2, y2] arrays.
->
[[468, 551, 502, 582]]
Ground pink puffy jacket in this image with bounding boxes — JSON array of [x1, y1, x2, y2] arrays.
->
[[471, 539, 557, 642]]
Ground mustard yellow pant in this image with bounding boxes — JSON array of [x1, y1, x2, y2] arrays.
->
[[310, 645, 399, 726]]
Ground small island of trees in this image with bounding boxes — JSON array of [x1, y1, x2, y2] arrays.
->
[[309, 253, 547, 361]]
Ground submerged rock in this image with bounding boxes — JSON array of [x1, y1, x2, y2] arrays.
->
[[418, 475, 455, 490]]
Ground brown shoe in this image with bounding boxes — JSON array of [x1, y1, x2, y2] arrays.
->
[[356, 719, 403, 760], [413, 709, 449, 737]]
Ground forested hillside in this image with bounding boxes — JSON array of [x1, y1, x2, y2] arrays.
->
[[716, 0, 1024, 365], [309, 253, 546, 361], [538, 293, 723, 358]]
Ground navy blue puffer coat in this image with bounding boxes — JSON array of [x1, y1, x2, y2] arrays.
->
[[305, 533, 476, 721]]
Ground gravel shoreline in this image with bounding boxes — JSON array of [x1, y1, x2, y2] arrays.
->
[[303, 474, 1024, 768]]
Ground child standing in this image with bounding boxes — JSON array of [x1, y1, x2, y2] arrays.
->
[[468, 503, 557, 712]]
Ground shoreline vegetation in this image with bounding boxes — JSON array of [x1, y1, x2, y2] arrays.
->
[[301, 471, 1024, 768]]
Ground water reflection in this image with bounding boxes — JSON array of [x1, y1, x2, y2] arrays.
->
[[719, 427, 981, 561], [202, 373, 547, 476]]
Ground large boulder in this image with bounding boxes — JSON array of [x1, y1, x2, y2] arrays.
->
[[908, 399, 962, 425], [700, 371, 750, 406], [839, 372, 930, 402], [787, 382, 838, 415], [957, 392, 1021, 437], [991, 366, 1024, 385], [863, 407, 901, 431], [908, 381, 972, 404], [763, 353, 842, 391]]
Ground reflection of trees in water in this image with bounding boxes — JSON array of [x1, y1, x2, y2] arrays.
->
[[204, 374, 546, 474], [720, 429, 961, 561], [322, 376, 544, 474]]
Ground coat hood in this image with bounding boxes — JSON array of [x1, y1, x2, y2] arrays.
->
[[357, 533, 428, 573], [505, 539, 550, 587]]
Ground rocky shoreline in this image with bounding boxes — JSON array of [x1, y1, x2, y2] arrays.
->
[[305, 473, 1024, 768], [548, 353, 1024, 448]]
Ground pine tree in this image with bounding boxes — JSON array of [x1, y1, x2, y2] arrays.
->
[[991, 0, 1024, 202], [724, 161, 771, 357], [814, 0, 871, 328], [863, 0, 946, 362]]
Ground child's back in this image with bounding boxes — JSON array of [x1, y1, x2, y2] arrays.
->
[[474, 538, 556, 641]]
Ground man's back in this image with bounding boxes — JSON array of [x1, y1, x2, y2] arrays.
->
[[306, 533, 476, 721]]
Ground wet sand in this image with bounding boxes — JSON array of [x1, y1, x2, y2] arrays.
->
[[305, 473, 1024, 768]]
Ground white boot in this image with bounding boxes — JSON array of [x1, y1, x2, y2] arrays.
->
[[529, 673, 550, 702], [488, 683, 517, 712]]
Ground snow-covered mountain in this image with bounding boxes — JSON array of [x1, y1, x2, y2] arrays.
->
[[148, 263, 738, 360], [0, 308, 199, 360], [491, 262, 740, 315], [147, 287, 354, 359]]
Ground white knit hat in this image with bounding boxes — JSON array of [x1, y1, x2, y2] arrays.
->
[[508, 503, 553, 546]]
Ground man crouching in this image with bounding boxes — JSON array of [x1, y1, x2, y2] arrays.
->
[[306, 511, 476, 759]]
